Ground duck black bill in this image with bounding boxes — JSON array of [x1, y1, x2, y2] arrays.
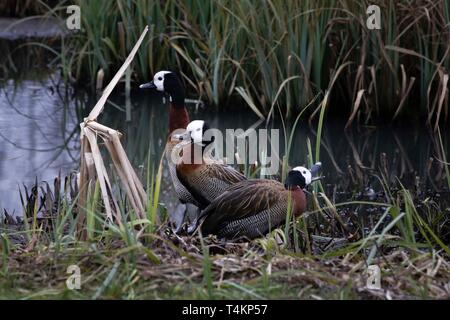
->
[[139, 81, 156, 89]]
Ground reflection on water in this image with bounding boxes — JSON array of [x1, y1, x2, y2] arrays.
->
[[0, 74, 79, 213], [0, 73, 449, 214]]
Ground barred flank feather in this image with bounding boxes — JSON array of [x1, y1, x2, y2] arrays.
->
[[217, 203, 287, 239], [176, 151, 246, 208], [200, 180, 306, 240]]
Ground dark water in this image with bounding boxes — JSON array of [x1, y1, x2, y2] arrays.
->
[[0, 74, 78, 213], [0, 17, 68, 40], [0, 72, 449, 214]]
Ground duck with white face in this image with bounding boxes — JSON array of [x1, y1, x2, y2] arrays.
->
[[286, 163, 322, 188], [173, 120, 210, 146], [195, 163, 323, 240], [140, 71, 200, 233], [139, 70, 169, 91], [139, 70, 186, 107], [173, 119, 247, 214]]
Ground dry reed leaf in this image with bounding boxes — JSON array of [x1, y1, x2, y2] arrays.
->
[[111, 133, 146, 217], [434, 73, 449, 132], [345, 89, 365, 129], [83, 127, 116, 221], [78, 26, 149, 235], [87, 26, 149, 121], [393, 77, 416, 120], [235, 86, 265, 119], [385, 45, 440, 67]]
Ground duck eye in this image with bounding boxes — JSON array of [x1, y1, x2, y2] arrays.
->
[[158, 77, 163, 81], [303, 171, 306, 174]]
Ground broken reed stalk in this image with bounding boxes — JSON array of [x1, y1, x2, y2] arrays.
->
[[77, 26, 149, 238]]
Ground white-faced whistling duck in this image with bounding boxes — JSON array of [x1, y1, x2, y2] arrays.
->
[[140, 71, 200, 231], [174, 119, 246, 210], [196, 163, 322, 240]]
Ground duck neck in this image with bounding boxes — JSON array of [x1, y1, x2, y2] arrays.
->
[[168, 82, 189, 133], [285, 186, 306, 216], [169, 103, 189, 134], [180, 142, 204, 166]]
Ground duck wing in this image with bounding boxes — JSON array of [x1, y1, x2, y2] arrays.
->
[[176, 162, 246, 207], [199, 179, 289, 237]]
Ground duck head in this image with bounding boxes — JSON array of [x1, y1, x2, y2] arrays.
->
[[173, 120, 214, 147], [139, 70, 185, 107], [285, 167, 311, 190], [285, 162, 323, 190]]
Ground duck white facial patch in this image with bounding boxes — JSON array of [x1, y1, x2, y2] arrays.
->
[[153, 70, 171, 91]]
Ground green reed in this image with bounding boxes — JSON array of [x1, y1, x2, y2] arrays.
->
[[12, 0, 445, 123]]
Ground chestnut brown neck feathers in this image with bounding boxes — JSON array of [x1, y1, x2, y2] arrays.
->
[[290, 188, 307, 216], [169, 103, 189, 134]]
